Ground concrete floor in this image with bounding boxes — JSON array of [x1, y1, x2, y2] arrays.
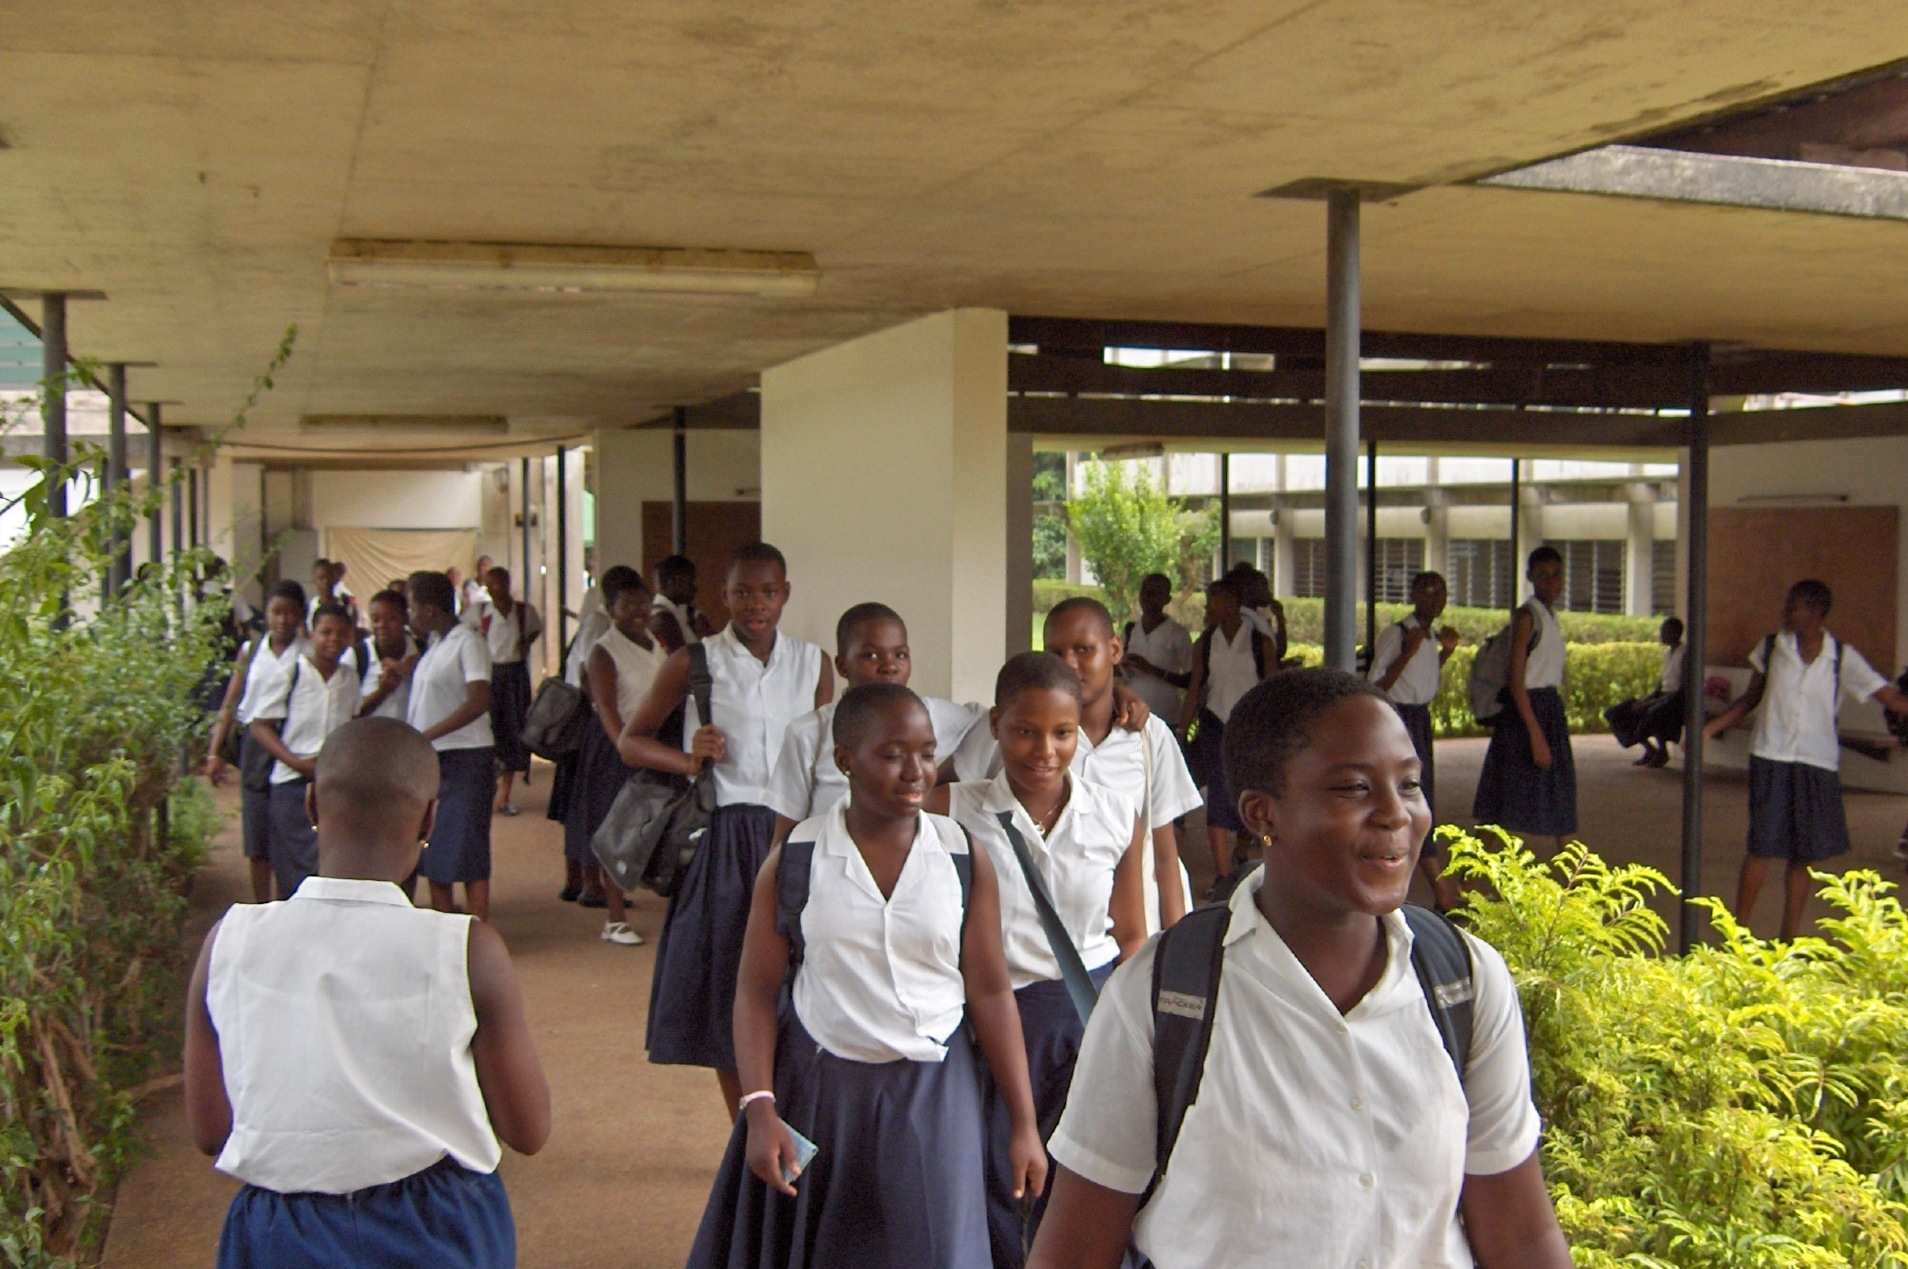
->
[[96, 736, 1908, 1267]]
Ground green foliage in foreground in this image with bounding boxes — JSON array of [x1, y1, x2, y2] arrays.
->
[[0, 333, 291, 1265], [1449, 830, 1908, 1268]]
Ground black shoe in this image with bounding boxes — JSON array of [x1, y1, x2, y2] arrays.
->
[[578, 892, 608, 909], [558, 886, 580, 903]]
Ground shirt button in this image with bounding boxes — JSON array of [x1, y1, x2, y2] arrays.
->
[[1350, 1097, 1366, 1112], [1359, 1172, 1375, 1189]]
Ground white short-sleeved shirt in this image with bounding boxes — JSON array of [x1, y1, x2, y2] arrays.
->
[[1660, 643, 1687, 696], [1203, 623, 1261, 722], [207, 878, 500, 1194], [687, 626, 825, 807], [948, 772, 1137, 989], [1049, 868, 1542, 1269], [1123, 616, 1194, 722], [235, 637, 309, 726], [407, 623, 494, 752], [787, 804, 970, 1063], [767, 695, 986, 822], [1748, 631, 1887, 771], [950, 715, 1201, 935], [1369, 615, 1442, 707], [564, 610, 611, 687], [1520, 598, 1565, 690], [251, 655, 363, 784], [359, 636, 417, 722]]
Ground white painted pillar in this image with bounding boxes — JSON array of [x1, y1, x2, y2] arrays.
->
[[761, 309, 1008, 701], [1006, 432, 1035, 657], [1624, 487, 1655, 616]]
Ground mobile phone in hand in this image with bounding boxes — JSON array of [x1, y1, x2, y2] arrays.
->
[[780, 1118, 818, 1187]]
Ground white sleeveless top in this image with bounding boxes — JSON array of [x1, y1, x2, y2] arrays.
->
[[788, 804, 970, 1063], [1521, 598, 1566, 690], [234, 636, 308, 726], [685, 626, 824, 807], [598, 626, 667, 721], [205, 877, 501, 1194], [1204, 623, 1261, 722], [949, 772, 1137, 989]]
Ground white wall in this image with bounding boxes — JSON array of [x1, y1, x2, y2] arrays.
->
[[308, 469, 484, 531], [590, 427, 762, 573], [761, 309, 1008, 701]]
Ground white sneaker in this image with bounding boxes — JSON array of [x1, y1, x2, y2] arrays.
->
[[601, 921, 642, 946]]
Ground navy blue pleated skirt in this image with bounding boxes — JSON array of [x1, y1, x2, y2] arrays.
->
[[564, 719, 633, 866], [1391, 702, 1441, 856], [239, 734, 272, 862], [217, 1156, 514, 1269], [490, 662, 534, 774], [266, 778, 319, 898], [687, 1012, 989, 1269], [1747, 756, 1852, 861], [985, 960, 1117, 1269], [1471, 686, 1577, 838], [647, 803, 777, 1069], [546, 749, 579, 825], [421, 747, 497, 885]]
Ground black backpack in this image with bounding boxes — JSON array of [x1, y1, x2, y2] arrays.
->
[[1145, 864, 1474, 1194], [777, 819, 975, 983]]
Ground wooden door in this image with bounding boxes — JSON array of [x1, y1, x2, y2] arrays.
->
[[640, 501, 763, 625]]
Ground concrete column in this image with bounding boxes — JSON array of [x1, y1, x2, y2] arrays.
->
[[761, 309, 1008, 701], [1624, 487, 1655, 616], [1006, 432, 1035, 656]]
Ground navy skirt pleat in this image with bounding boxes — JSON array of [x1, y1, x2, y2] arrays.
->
[[490, 662, 534, 774], [546, 749, 579, 825], [686, 1013, 989, 1269], [1747, 756, 1852, 861], [217, 1156, 514, 1269], [239, 734, 272, 861], [984, 961, 1117, 1269], [421, 747, 498, 884], [564, 719, 633, 866], [266, 778, 319, 898], [1471, 686, 1577, 837], [646, 804, 777, 1069]]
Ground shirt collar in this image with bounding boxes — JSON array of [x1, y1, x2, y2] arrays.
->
[[287, 876, 415, 907]]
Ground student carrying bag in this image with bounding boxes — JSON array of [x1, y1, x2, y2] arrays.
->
[[1468, 613, 1539, 725], [590, 644, 716, 898], [521, 675, 588, 760]]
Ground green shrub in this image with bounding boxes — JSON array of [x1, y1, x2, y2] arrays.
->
[[1446, 831, 1908, 1268], [1277, 597, 1663, 647], [0, 335, 289, 1264], [1031, 579, 1108, 615]]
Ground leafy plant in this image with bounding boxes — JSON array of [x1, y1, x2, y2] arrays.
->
[[0, 332, 291, 1264], [1446, 830, 1908, 1268], [1066, 460, 1194, 624]]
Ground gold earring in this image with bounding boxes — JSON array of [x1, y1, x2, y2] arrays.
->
[[1259, 834, 1273, 848]]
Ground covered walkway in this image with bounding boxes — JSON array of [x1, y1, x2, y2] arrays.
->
[[99, 739, 1908, 1267]]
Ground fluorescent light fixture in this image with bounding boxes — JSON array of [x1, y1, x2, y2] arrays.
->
[[327, 240, 820, 297]]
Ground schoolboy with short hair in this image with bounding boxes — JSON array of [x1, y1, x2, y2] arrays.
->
[[184, 716, 549, 1267], [1705, 579, 1908, 939], [1029, 669, 1571, 1269]]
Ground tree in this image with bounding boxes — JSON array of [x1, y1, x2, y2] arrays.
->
[[1066, 459, 1183, 622], [1031, 452, 1068, 580]]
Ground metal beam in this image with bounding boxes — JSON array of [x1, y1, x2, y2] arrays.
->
[[672, 406, 688, 555], [148, 403, 163, 566], [1708, 396, 1908, 445], [1680, 344, 1712, 955], [519, 457, 532, 597], [555, 444, 569, 657], [1217, 452, 1231, 570], [1508, 459, 1522, 617], [1365, 439, 1378, 657], [42, 293, 67, 520], [188, 464, 200, 549], [1008, 354, 1691, 411], [106, 364, 130, 596], [169, 458, 183, 571], [1008, 396, 1688, 450], [1323, 189, 1361, 672]]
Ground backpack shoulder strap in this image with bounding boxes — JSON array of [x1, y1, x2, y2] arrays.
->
[[687, 642, 714, 728], [776, 838, 817, 978], [924, 814, 975, 922], [1250, 628, 1268, 678], [1150, 900, 1233, 1182], [1401, 904, 1475, 1083]]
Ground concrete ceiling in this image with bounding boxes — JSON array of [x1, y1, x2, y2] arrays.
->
[[4, 3, 1908, 453]]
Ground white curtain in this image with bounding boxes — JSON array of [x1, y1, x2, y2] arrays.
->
[[324, 527, 480, 598]]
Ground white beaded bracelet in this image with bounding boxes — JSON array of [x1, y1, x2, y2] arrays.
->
[[737, 1089, 776, 1112]]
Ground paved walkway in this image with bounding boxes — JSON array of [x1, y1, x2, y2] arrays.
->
[[98, 736, 1908, 1266]]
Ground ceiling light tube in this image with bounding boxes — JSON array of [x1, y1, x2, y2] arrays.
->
[[327, 240, 820, 296]]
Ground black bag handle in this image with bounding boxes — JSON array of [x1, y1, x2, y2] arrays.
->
[[996, 809, 1099, 1025]]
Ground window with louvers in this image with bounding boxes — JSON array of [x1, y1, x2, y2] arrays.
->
[[1651, 539, 1677, 616], [1371, 538, 1427, 603], [1555, 539, 1626, 614], [1447, 539, 1516, 610], [1291, 539, 1328, 598]]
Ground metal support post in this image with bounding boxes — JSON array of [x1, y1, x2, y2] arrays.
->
[[147, 404, 164, 567], [1218, 452, 1232, 572], [672, 406, 689, 555], [169, 458, 184, 603], [1323, 190, 1362, 671], [1508, 459, 1522, 615], [42, 294, 68, 520], [519, 457, 532, 591], [555, 444, 569, 656], [1680, 343, 1712, 954], [106, 364, 130, 596], [1365, 439, 1379, 656], [188, 465, 201, 549]]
